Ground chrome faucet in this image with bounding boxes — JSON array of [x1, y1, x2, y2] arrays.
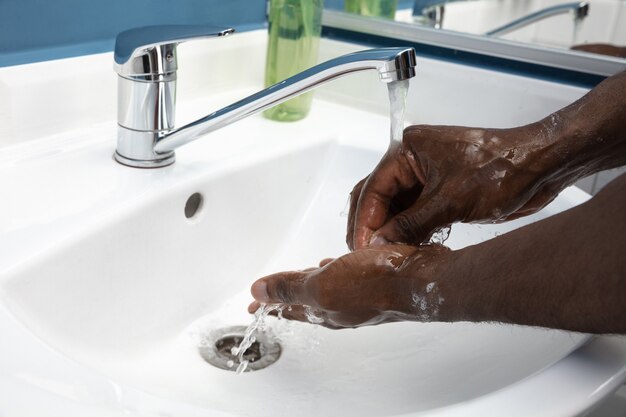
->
[[113, 25, 417, 168]]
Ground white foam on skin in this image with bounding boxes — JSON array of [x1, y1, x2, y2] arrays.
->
[[411, 280, 446, 321], [304, 305, 325, 324]]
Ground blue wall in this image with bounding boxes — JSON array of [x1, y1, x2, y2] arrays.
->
[[0, 0, 267, 67]]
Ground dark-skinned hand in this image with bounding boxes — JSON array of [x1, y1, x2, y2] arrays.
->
[[347, 122, 574, 249], [248, 244, 452, 329]]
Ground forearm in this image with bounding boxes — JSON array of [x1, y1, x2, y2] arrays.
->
[[531, 71, 626, 186], [430, 173, 626, 333]]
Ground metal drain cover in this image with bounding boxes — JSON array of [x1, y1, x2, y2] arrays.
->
[[199, 325, 281, 372]]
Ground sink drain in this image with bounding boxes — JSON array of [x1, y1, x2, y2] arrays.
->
[[199, 326, 281, 372]]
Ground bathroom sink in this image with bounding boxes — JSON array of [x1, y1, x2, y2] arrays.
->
[[0, 95, 623, 417], [1, 31, 625, 417]]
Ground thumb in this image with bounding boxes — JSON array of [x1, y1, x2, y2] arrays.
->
[[370, 195, 448, 245], [251, 271, 314, 306]]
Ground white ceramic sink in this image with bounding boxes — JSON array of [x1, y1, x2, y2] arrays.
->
[[0, 31, 625, 417]]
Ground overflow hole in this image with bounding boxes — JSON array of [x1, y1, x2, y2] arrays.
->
[[185, 193, 203, 219]]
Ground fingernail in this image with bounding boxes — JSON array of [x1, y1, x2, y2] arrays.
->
[[369, 234, 389, 247], [251, 280, 270, 302]]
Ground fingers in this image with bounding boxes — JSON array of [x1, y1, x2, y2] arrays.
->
[[351, 179, 392, 249], [351, 167, 410, 249], [247, 302, 341, 329], [247, 301, 306, 320], [371, 192, 448, 245], [249, 258, 333, 310], [347, 177, 367, 250], [348, 152, 404, 251], [349, 142, 425, 250], [319, 258, 334, 267], [251, 271, 315, 306], [248, 300, 261, 314]]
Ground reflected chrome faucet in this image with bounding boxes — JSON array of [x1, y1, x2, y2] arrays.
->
[[486, 1, 589, 37], [416, 1, 589, 35], [113, 25, 417, 168]]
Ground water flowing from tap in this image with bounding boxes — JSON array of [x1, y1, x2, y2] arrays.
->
[[233, 80, 413, 373], [387, 79, 410, 144], [387, 79, 452, 245]]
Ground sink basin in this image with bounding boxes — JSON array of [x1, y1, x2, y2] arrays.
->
[[0, 30, 625, 417], [0, 97, 621, 416]]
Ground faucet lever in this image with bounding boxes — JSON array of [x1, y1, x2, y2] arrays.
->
[[114, 25, 235, 80], [113, 25, 234, 168]]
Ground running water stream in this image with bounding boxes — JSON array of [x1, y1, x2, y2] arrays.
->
[[232, 80, 413, 374], [387, 79, 410, 144], [387, 79, 451, 245], [231, 304, 283, 374]]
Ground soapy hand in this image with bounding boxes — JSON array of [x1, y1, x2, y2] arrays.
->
[[248, 244, 452, 329], [347, 122, 569, 249]]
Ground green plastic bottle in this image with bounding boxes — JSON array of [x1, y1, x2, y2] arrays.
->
[[344, 0, 398, 19], [263, 0, 323, 122]]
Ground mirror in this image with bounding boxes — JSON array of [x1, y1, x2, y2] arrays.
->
[[323, 0, 626, 76]]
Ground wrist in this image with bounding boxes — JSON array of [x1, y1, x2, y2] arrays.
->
[[425, 244, 505, 324], [534, 73, 626, 178], [428, 247, 474, 322], [397, 245, 475, 323], [513, 112, 597, 192]]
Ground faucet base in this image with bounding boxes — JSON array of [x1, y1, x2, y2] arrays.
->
[[115, 126, 176, 168], [114, 151, 176, 169]]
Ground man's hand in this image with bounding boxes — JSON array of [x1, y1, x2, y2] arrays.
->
[[250, 174, 626, 334], [248, 72, 626, 334], [347, 123, 566, 249], [248, 244, 452, 329], [348, 71, 626, 250]]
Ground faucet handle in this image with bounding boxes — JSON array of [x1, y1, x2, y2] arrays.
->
[[114, 25, 234, 81]]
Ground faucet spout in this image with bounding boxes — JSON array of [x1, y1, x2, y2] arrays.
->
[[416, 1, 589, 35], [152, 47, 416, 155], [486, 1, 589, 37]]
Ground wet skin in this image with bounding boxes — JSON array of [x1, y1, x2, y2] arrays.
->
[[251, 173, 626, 333], [348, 71, 626, 249], [347, 123, 565, 248], [250, 71, 626, 334], [249, 244, 451, 329]]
